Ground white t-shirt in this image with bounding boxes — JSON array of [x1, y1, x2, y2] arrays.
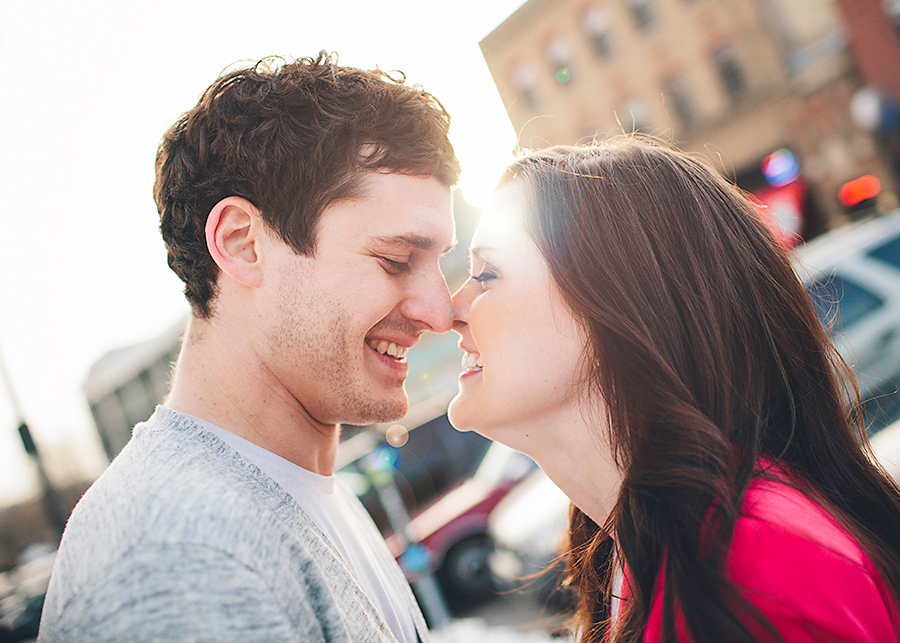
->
[[183, 412, 418, 643]]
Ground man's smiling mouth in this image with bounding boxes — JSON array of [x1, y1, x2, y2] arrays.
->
[[366, 338, 408, 361]]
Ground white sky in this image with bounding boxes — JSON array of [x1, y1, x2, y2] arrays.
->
[[0, 0, 527, 505]]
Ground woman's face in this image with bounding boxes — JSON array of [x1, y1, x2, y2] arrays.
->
[[448, 181, 588, 456]]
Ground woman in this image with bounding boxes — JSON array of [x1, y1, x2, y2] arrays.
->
[[448, 136, 900, 642]]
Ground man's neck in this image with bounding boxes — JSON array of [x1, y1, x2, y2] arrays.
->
[[165, 316, 341, 475]]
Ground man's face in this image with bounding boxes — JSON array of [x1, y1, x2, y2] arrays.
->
[[257, 172, 455, 426]]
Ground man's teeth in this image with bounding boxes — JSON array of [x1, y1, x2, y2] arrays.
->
[[367, 338, 408, 360], [462, 352, 483, 372]]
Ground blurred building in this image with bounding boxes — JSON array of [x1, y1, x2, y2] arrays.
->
[[480, 0, 900, 241], [832, 0, 900, 187], [835, 0, 900, 102], [83, 319, 183, 460]]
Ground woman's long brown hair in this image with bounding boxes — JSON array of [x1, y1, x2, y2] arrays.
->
[[501, 137, 900, 642]]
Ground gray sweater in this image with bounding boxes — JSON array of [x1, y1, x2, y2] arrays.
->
[[39, 407, 429, 642]]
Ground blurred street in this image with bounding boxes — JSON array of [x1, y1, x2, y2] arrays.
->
[[432, 588, 574, 643]]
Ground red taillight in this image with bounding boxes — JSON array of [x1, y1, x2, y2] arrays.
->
[[838, 175, 881, 207]]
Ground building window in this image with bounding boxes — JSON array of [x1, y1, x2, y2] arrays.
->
[[92, 395, 130, 459], [713, 45, 747, 102], [147, 354, 175, 403], [545, 36, 574, 85], [117, 377, 155, 427], [625, 0, 656, 30], [583, 8, 613, 58], [887, 0, 900, 34], [619, 99, 650, 132], [663, 75, 695, 131], [868, 236, 900, 270], [513, 63, 540, 108]]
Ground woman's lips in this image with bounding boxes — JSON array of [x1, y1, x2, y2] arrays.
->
[[461, 351, 483, 373]]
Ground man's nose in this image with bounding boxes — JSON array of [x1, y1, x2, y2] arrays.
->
[[401, 268, 454, 333]]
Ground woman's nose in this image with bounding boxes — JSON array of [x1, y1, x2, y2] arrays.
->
[[450, 279, 474, 327]]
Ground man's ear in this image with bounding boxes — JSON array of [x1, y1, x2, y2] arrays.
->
[[205, 197, 265, 288]]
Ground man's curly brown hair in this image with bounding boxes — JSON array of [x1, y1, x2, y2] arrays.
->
[[154, 51, 461, 318]]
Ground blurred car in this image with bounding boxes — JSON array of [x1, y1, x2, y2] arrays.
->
[[870, 416, 900, 483], [386, 442, 537, 605], [336, 412, 496, 535], [0, 546, 56, 641], [791, 209, 900, 431], [487, 467, 572, 607], [337, 426, 537, 606]]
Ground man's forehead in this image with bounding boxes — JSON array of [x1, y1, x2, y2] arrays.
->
[[319, 171, 455, 251]]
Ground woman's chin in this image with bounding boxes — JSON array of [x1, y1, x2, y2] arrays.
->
[[447, 393, 475, 432], [448, 392, 498, 437], [448, 394, 515, 450]]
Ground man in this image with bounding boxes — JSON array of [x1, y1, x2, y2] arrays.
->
[[40, 52, 460, 642]]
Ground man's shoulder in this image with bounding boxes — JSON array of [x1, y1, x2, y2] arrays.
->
[[43, 409, 336, 640], [70, 407, 288, 539], [42, 408, 414, 643], [48, 408, 304, 606]]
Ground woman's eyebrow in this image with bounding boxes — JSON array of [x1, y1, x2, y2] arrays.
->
[[471, 246, 496, 259]]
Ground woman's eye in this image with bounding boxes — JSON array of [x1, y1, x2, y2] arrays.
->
[[471, 269, 496, 284], [379, 257, 410, 273]]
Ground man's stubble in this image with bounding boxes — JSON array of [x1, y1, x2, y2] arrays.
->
[[270, 282, 409, 426]]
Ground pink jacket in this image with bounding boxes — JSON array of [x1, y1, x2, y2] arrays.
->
[[632, 472, 899, 642]]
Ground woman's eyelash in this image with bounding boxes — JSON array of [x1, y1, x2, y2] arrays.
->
[[471, 269, 496, 283]]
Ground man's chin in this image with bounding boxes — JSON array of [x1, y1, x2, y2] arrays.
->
[[345, 393, 409, 425]]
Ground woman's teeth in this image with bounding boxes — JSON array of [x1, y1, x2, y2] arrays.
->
[[462, 351, 483, 372], [366, 338, 408, 360]]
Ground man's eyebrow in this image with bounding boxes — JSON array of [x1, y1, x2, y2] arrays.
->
[[372, 234, 456, 254]]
